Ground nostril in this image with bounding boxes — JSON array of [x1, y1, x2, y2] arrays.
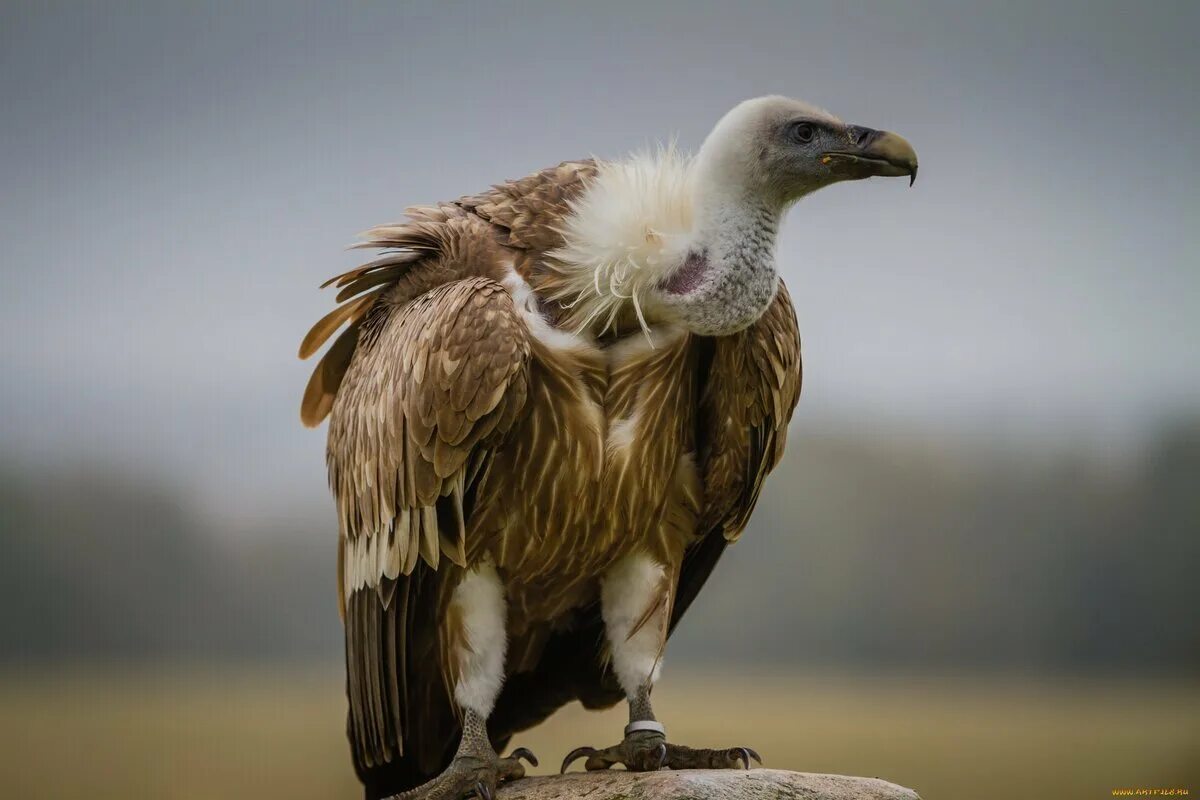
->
[[850, 126, 877, 148]]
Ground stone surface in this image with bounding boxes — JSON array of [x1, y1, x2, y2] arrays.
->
[[496, 769, 921, 800]]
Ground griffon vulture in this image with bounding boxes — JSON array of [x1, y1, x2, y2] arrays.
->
[[299, 96, 917, 800]]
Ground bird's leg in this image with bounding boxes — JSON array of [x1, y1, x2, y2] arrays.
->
[[560, 552, 761, 774], [390, 562, 536, 800]]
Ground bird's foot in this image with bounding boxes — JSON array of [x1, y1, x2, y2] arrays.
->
[[389, 747, 537, 800], [560, 729, 761, 773]]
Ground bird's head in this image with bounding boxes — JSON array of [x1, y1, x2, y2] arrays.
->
[[653, 95, 918, 336], [693, 95, 918, 207], [551, 96, 917, 339]]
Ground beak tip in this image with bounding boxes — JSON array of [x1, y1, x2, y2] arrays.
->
[[908, 166, 918, 187]]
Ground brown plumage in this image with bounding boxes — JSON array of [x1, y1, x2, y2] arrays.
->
[[300, 96, 915, 799]]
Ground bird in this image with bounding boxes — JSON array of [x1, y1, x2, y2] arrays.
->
[[299, 95, 917, 800]]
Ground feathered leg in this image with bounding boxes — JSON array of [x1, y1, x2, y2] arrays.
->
[[391, 562, 536, 800], [560, 551, 761, 774]]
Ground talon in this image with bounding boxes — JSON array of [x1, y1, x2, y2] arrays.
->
[[745, 747, 763, 766], [654, 742, 667, 770], [474, 781, 493, 800], [509, 747, 538, 767], [560, 746, 598, 774]]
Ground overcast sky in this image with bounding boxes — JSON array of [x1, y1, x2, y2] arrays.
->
[[1, 1, 1196, 523]]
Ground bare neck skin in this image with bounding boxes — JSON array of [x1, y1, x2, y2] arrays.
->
[[694, 187, 780, 280], [660, 164, 785, 336]]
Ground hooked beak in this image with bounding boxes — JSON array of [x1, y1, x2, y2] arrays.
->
[[822, 126, 919, 186]]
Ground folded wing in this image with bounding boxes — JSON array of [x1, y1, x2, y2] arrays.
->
[[673, 280, 803, 629], [319, 276, 532, 775]]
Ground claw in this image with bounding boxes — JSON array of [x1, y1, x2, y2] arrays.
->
[[745, 747, 763, 766], [509, 747, 538, 767], [732, 747, 754, 769], [474, 781, 493, 800], [560, 746, 598, 774], [653, 742, 667, 770]]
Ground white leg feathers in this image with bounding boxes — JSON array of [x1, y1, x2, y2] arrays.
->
[[450, 561, 508, 717], [601, 551, 671, 696]]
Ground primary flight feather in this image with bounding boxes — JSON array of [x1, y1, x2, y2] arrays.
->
[[299, 95, 917, 800]]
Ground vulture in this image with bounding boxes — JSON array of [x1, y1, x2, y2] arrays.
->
[[299, 96, 917, 800]]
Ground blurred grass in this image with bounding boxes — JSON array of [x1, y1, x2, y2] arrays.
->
[[1, 666, 1197, 799]]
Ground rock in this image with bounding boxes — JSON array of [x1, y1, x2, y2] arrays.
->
[[496, 769, 920, 800]]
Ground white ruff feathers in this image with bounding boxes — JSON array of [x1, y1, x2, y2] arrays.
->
[[550, 146, 695, 335]]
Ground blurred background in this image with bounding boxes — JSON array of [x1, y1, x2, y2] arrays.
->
[[1, 1, 1197, 798]]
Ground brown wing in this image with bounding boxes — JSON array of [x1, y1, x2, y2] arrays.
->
[[331, 277, 531, 777], [330, 277, 531, 594], [299, 161, 602, 795], [672, 279, 803, 628]]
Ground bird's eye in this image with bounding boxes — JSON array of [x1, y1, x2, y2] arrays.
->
[[790, 122, 815, 143]]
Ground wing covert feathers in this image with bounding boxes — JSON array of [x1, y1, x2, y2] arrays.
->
[[700, 281, 803, 541], [308, 160, 600, 789], [458, 159, 597, 252], [338, 278, 530, 777], [667, 280, 802, 646], [330, 277, 531, 605]]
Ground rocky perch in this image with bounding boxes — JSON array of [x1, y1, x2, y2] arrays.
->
[[496, 769, 920, 800]]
